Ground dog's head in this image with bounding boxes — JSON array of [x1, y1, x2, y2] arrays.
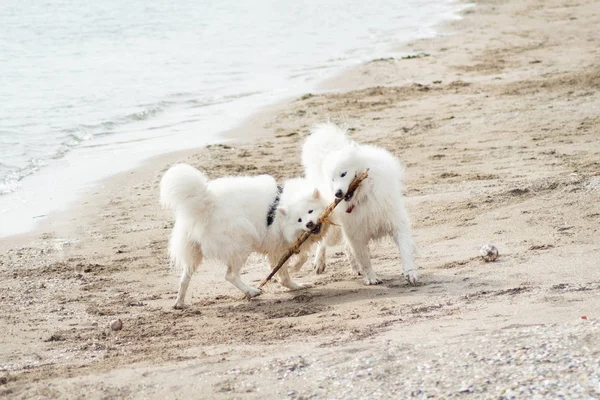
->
[[323, 142, 364, 203], [278, 181, 327, 243]]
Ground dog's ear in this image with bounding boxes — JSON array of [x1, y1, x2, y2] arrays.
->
[[278, 207, 287, 216], [312, 188, 320, 199]]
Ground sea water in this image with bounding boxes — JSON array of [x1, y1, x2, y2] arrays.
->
[[0, 0, 464, 237]]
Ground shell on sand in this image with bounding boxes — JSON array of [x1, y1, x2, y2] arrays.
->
[[480, 244, 500, 262]]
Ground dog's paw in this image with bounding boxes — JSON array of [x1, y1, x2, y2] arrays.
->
[[173, 302, 187, 310], [287, 282, 312, 291], [404, 270, 419, 286], [281, 280, 311, 291], [349, 262, 362, 276], [246, 287, 263, 298], [315, 260, 326, 275], [363, 275, 383, 285], [348, 258, 362, 275]]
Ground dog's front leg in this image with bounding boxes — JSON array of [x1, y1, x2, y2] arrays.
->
[[343, 241, 362, 276], [314, 243, 327, 274], [315, 226, 343, 274], [225, 261, 262, 298], [346, 237, 381, 285]]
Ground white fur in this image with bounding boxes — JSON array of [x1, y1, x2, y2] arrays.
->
[[301, 123, 418, 285], [160, 164, 328, 308]]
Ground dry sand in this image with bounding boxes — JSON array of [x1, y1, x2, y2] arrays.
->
[[2, 0, 600, 398]]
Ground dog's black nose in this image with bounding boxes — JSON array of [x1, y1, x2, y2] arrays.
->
[[335, 189, 344, 199], [305, 221, 314, 229]]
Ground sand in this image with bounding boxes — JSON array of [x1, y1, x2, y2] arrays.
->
[[1, 0, 600, 398]]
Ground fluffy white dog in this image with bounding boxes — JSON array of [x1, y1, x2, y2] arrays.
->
[[160, 164, 328, 309], [302, 123, 418, 286]]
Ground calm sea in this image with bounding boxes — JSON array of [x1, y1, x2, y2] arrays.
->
[[0, 0, 464, 236]]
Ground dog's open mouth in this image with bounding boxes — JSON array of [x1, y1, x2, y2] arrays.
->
[[346, 204, 355, 213], [310, 224, 322, 235], [344, 188, 355, 202]]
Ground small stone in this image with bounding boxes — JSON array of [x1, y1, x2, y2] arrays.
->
[[110, 319, 123, 331], [480, 244, 500, 262]]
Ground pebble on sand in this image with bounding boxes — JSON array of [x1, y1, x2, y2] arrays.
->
[[110, 319, 123, 331], [480, 244, 500, 262]]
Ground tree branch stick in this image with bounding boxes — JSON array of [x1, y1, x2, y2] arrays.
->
[[259, 169, 369, 288]]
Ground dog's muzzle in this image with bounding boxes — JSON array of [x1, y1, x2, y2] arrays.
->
[[306, 220, 321, 234], [344, 188, 355, 202], [310, 223, 322, 235]]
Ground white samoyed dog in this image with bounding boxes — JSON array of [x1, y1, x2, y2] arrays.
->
[[160, 164, 329, 309], [301, 123, 418, 286]]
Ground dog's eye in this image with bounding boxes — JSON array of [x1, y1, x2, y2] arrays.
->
[[298, 218, 302, 223], [308, 210, 313, 214], [341, 172, 347, 178]]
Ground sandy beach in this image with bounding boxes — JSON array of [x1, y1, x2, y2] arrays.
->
[[2, 0, 600, 398]]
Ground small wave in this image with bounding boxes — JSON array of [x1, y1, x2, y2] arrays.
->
[[56, 126, 95, 153], [65, 131, 93, 146], [79, 134, 164, 149], [1, 93, 240, 196], [61, 103, 168, 138], [57, 104, 168, 146], [0, 102, 169, 196], [185, 91, 262, 109], [50, 146, 70, 160], [222, 91, 262, 100], [296, 64, 333, 72], [0, 158, 46, 195], [126, 106, 164, 121], [168, 92, 195, 98]]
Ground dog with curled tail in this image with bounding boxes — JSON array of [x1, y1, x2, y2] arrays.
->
[[160, 164, 329, 308], [301, 123, 418, 286]]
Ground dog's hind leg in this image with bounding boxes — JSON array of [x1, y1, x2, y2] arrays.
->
[[174, 266, 193, 310], [173, 242, 203, 309], [346, 237, 381, 285], [225, 258, 262, 298], [278, 264, 310, 290], [344, 241, 362, 276], [392, 215, 418, 286], [269, 254, 309, 290]]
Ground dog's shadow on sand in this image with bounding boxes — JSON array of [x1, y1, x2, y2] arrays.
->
[[179, 270, 496, 321]]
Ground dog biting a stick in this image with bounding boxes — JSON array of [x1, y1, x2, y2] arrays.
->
[[259, 169, 369, 288]]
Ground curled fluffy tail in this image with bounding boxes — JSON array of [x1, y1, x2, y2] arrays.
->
[[160, 163, 211, 217], [302, 123, 350, 183]]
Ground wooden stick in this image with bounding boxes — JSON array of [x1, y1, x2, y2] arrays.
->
[[259, 169, 369, 288]]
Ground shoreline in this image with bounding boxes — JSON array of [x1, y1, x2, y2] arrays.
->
[[2, 0, 600, 397], [0, 2, 468, 242], [0, 3, 468, 241]]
